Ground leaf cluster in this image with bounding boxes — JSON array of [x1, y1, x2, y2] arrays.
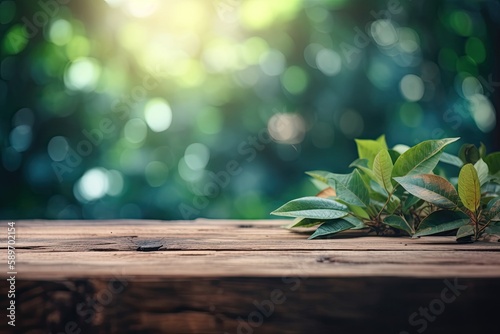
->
[[272, 136, 500, 242]]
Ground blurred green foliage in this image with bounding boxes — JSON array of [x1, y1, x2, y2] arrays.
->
[[0, 0, 498, 220]]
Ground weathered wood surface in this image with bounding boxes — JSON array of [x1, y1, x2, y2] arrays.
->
[[1, 219, 500, 334]]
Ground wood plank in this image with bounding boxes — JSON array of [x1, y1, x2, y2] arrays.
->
[[3, 250, 500, 279], [1, 278, 498, 334], [2, 220, 500, 253], [2, 219, 500, 279]]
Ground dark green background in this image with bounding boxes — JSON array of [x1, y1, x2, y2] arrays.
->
[[1, 0, 498, 220]]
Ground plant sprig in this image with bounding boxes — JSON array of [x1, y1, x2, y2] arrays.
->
[[272, 136, 500, 242]]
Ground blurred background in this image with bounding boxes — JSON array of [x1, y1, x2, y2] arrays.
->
[[0, 0, 498, 220]]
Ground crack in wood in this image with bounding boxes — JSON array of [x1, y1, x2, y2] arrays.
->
[[315, 255, 488, 266], [136, 244, 163, 252]]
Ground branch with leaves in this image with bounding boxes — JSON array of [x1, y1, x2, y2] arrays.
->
[[272, 136, 500, 242]]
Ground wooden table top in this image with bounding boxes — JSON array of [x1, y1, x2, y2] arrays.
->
[[2, 219, 500, 280]]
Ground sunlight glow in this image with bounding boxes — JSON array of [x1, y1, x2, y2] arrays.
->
[[77, 168, 109, 201], [64, 57, 101, 92], [144, 98, 173, 132]]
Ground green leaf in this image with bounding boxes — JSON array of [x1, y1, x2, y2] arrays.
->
[[310, 178, 329, 191], [272, 197, 348, 219], [482, 197, 497, 206], [355, 138, 387, 168], [306, 170, 332, 185], [306, 171, 351, 186], [349, 159, 378, 184], [491, 172, 500, 184], [482, 182, 500, 197], [474, 159, 489, 186], [384, 215, 414, 235], [392, 138, 459, 179], [349, 170, 370, 203], [373, 149, 394, 192], [388, 149, 401, 164], [459, 144, 480, 164], [458, 164, 481, 212], [376, 134, 388, 149], [414, 210, 470, 237], [402, 194, 422, 213], [485, 224, 500, 236], [344, 202, 371, 219], [308, 219, 355, 239], [288, 217, 326, 228], [349, 158, 368, 168], [484, 152, 500, 175], [486, 197, 500, 221], [370, 180, 401, 214], [328, 170, 369, 208], [440, 152, 464, 168], [343, 215, 366, 229], [393, 174, 458, 209], [349, 158, 369, 169], [456, 225, 474, 239]]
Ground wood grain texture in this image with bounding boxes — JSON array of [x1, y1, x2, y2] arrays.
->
[[0, 219, 499, 334]]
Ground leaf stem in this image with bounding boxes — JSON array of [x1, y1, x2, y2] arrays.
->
[[476, 211, 493, 238], [376, 186, 398, 221], [471, 209, 482, 240]]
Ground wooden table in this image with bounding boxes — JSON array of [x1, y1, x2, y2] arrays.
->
[[1, 219, 500, 334]]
